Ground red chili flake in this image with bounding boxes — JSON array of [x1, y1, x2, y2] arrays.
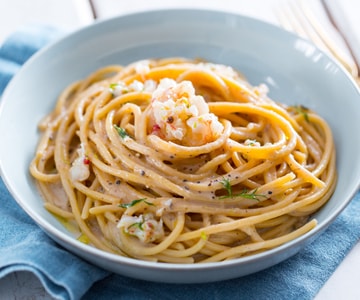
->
[[152, 124, 161, 133], [152, 124, 161, 132], [83, 157, 90, 165]]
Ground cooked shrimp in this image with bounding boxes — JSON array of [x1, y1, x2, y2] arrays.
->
[[148, 79, 224, 146], [69, 143, 90, 181]]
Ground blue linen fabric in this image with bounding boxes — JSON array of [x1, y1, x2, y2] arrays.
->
[[1, 24, 360, 300]]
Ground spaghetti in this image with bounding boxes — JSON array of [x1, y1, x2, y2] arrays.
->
[[30, 58, 336, 263]]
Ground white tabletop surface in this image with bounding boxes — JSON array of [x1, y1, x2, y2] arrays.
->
[[1, 0, 360, 299]]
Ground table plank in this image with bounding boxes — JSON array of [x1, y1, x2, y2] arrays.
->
[[92, 0, 278, 24]]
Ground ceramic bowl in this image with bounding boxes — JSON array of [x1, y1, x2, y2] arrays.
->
[[1, 9, 360, 283]]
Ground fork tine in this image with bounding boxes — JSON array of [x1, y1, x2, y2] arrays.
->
[[299, 0, 359, 78], [276, 1, 326, 47], [276, 0, 359, 79], [275, 5, 297, 34]]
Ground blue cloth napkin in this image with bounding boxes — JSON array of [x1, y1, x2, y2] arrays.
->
[[1, 24, 360, 300]]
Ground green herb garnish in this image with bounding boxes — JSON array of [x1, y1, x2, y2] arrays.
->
[[114, 124, 129, 139], [247, 139, 257, 146], [292, 105, 310, 123], [128, 221, 144, 231], [219, 177, 266, 201], [235, 188, 266, 200], [119, 198, 154, 208], [109, 83, 118, 90], [109, 82, 129, 95], [220, 177, 233, 198]]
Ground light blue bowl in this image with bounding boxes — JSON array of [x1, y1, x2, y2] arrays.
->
[[1, 9, 360, 283]]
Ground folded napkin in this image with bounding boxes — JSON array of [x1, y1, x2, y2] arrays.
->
[[0, 24, 111, 300], [0, 24, 63, 94], [1, 24, 360, 300]]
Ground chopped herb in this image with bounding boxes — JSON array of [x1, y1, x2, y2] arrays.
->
[[291, 105, 310, 123], [109, 83, 119, 90], [220, 177, 233, 198], [109, 82, 129, 95], [119, 198, 154, 208], [219, 177, 266, 201], [128, 221, 144, 231], [235, 188, 266, 200], [114, 124, 129, 139], [247, 139, 257, 146]]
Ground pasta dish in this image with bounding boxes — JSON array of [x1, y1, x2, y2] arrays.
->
[[30, 58, 336, 263]]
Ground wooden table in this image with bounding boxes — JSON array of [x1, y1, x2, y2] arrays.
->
[[1, 0, 360, 299]]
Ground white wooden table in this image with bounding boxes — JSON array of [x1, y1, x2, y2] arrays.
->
[[1, 0, 360, 299]]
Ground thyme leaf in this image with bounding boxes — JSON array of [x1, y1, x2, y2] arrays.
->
[[119, 198, 154, 208], [114, 124, 129, 139], [220, 177, 232, 198], [234, 188, 266, 201], [128, 221, 144, 231], [219, 177, 266, 201], [292, 105, 310, 123]]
